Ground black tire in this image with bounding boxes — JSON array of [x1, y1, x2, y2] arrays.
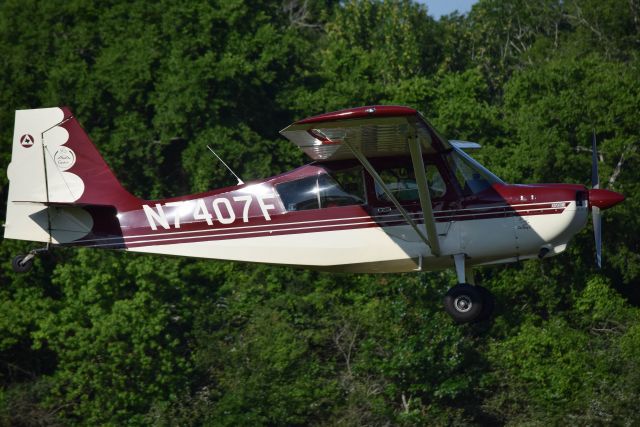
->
[[12, 255, 33, 273], [475, 285, 495, 322], [443, 284, 484, 324]]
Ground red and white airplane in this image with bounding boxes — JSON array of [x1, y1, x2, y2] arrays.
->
[[4, 106, 624, 323]]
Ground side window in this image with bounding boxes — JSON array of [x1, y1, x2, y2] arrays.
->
[[328, 166, 366, 206], [375, 164, 446, 202], [276, 176, 320, 211], [376, 167, 418, 202], [276, 171, 365, 212]]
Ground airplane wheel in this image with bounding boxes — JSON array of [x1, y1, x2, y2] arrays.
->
[[443, 284, 484, 324], [11, 255, 33, 273], [475, 285, 495, 322]]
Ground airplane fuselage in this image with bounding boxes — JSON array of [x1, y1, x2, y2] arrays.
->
[[53, 163, 590, 273]]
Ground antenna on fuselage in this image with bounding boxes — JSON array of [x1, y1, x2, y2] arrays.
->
[[206, 145, 245, 185]]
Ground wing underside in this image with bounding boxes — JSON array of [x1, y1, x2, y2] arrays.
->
[[279, 106, 451, 161]]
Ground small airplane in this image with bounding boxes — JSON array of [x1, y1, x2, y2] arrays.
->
[[4, 105, 624, 323]]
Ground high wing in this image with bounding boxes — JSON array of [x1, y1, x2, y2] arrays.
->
[[280, 105, 447, 256], [280, 105, 451, 161]]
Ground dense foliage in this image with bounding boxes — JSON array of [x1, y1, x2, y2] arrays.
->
[[0, 0, 638, 424]]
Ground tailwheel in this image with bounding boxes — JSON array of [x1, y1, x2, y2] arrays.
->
[[12, 254, 34, 273], [10, 246, 49, 274], [443, 284, 495, 323]]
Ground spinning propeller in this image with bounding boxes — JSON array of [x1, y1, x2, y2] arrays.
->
[[588, 131, 625, 268]]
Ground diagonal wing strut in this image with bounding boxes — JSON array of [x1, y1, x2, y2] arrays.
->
[[343, 139, 441, 257], [407, 132, 441, 256]]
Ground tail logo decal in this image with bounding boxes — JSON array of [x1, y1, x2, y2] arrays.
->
[[42, 116, 85, 202], [53, 146, 76, 171], [19, 134, 34, 148]]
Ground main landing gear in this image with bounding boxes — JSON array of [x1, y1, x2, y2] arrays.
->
[[11, 246, 49, 273], [443, 254, 495, 324]]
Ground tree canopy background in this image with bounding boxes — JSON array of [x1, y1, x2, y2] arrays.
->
[[0, 0, 638, 425]]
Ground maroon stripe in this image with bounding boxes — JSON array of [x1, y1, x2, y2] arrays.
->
[[123, 221, 380, 248], [121, 217, 375, 244], [117, 205, 563, 244], [71, 205, 569, 249], [117, 208, 566, 248]]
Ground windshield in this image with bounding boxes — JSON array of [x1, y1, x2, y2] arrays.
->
[[447, 148, 503, 196]]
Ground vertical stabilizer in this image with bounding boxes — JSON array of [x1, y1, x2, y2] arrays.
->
[[4, 107, 139, 243]]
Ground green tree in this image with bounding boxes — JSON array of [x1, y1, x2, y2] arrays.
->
[[0, 0, 638, 425]]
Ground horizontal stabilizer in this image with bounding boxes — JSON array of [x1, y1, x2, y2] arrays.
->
[[12, 200, 115, 208]]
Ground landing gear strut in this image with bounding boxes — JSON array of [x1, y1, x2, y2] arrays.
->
[[443, 254, 495, 323], [11, 246, 49, 273]]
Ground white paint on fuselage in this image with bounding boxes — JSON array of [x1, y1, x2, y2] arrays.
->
[[130, 227, 426, 268], [128, 201, 589, 273], [514, 201, 588, 256]]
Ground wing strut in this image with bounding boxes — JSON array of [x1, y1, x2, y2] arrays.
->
[[408, 134, 441, 256], [343, 139, 439, 255]]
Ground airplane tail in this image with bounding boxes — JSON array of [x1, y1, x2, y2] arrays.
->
[[4, 107, 140, 244]]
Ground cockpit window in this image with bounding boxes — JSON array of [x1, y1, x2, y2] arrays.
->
[[276, 168, 365, 211], [375, 164, 446, 202], [329, 166, 366, 204], [446, 149, 503, 196]]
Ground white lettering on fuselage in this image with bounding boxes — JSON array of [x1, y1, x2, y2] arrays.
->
[[142, 194, 276, 230], [142, 204, 170, 231]]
